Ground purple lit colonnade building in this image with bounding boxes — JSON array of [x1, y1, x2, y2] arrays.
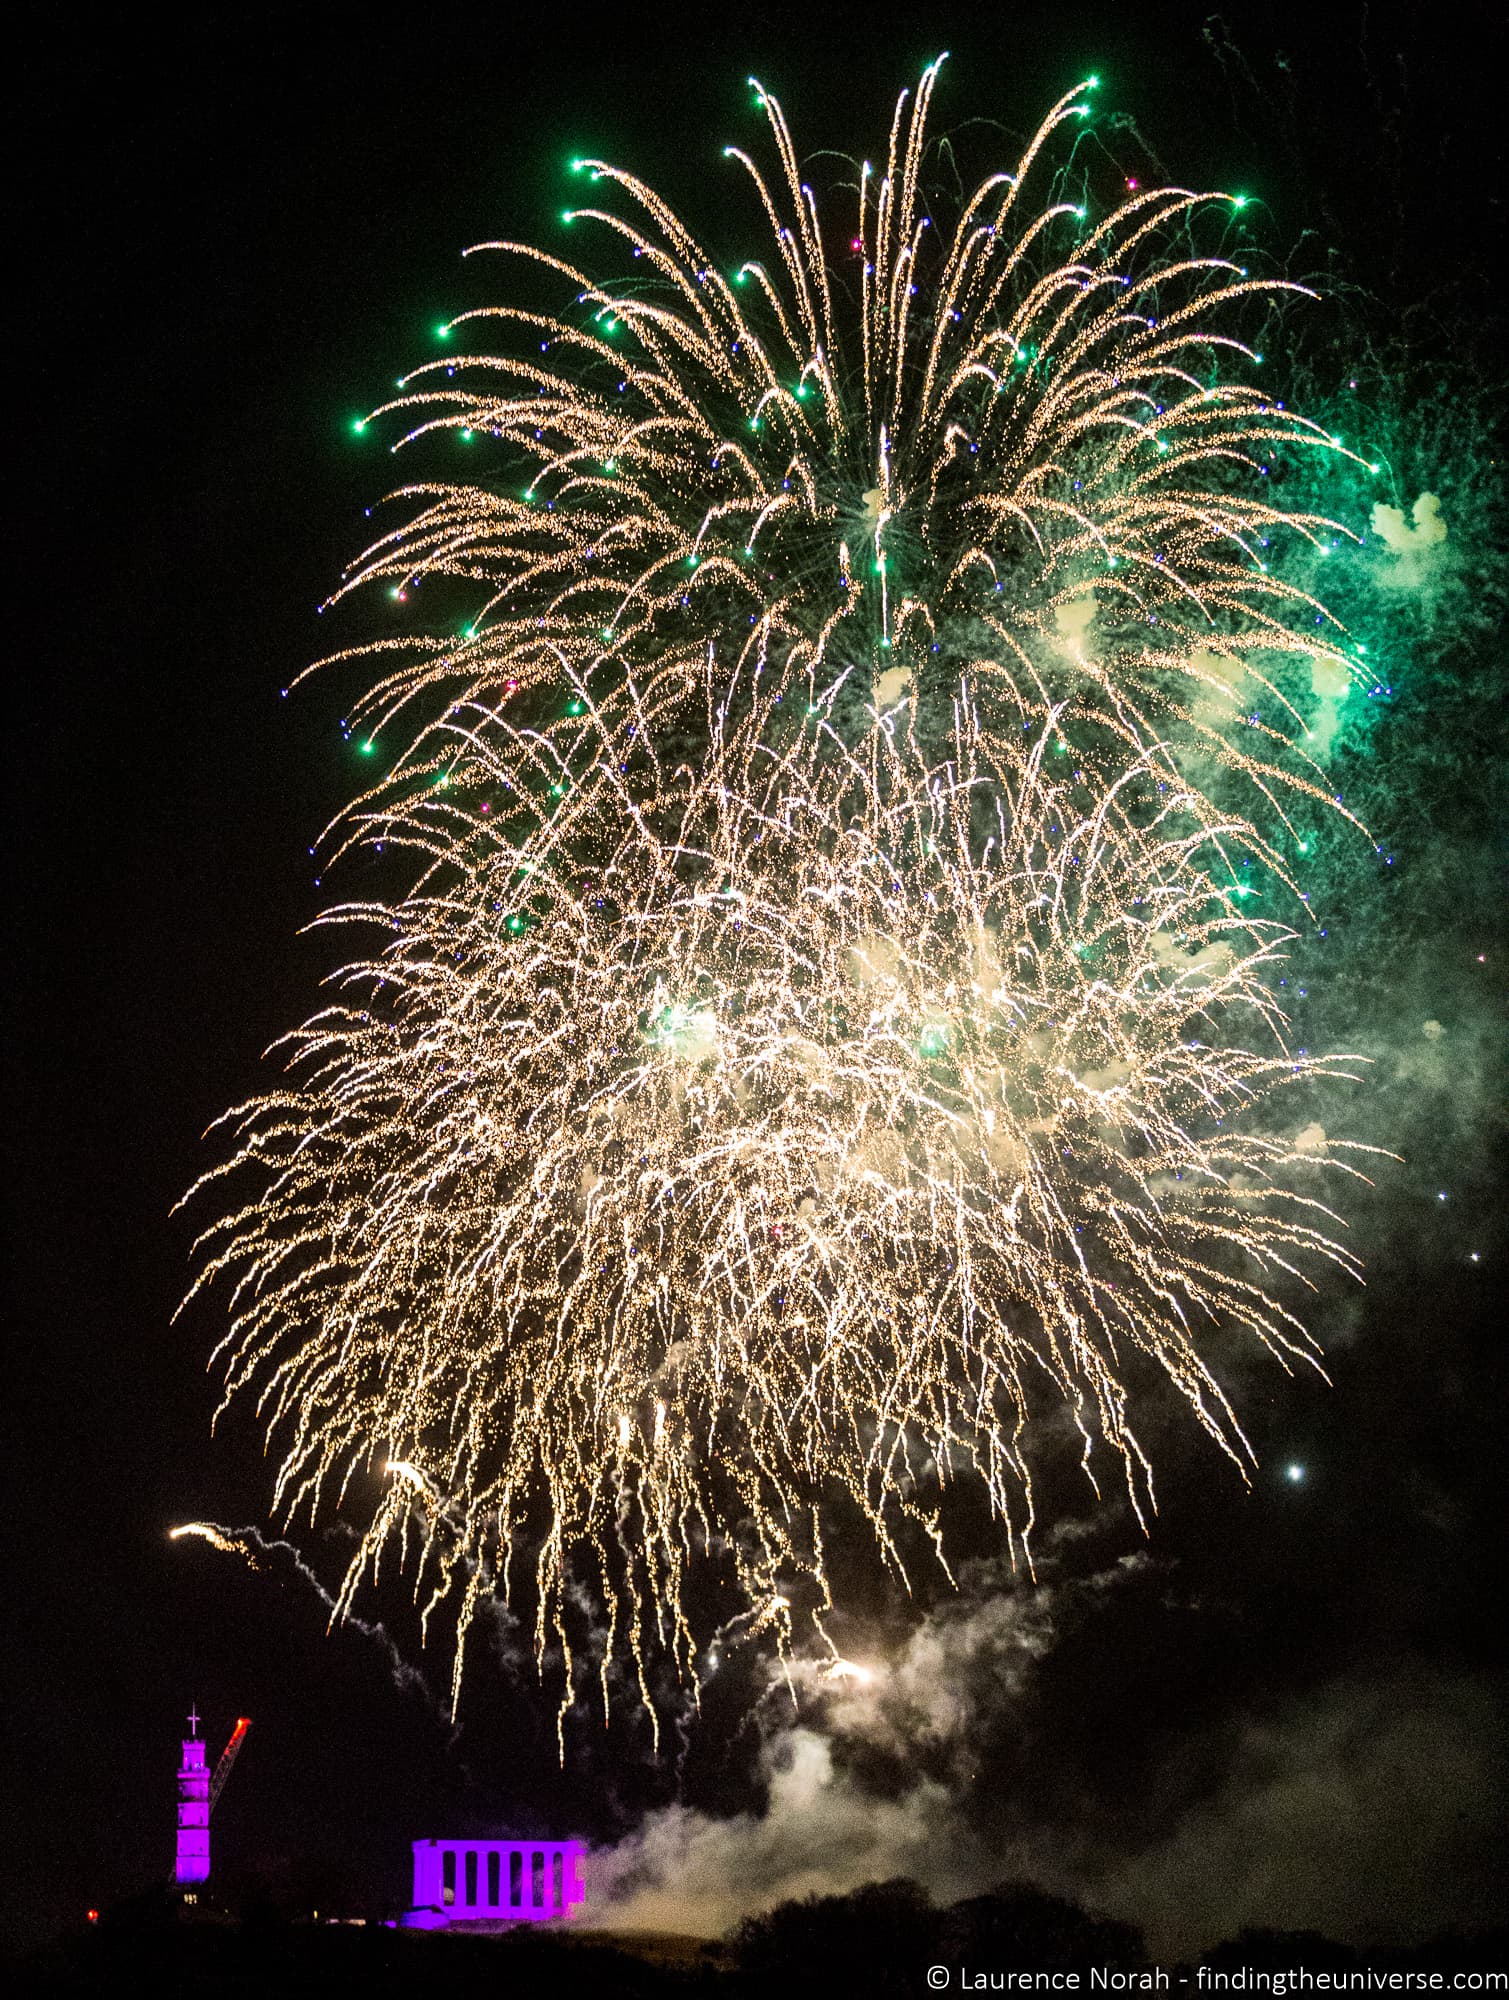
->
[[403, 1838, 587, 1927]]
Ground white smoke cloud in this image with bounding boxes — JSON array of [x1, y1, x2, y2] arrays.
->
[[583, 1573, 1504, 1958], [1149, 930, 1235, 984], [1188, 645, 1249, 727], [1091, 1669, 1506, 1955], [1305, 653, 1355, 755], [586, 1562, 1138, 1937], [1371, 493, 1448, 591], [1055, 595, 1097, 659], [587, 1725, 994, 1936]]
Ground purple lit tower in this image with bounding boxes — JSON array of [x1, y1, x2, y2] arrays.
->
[[173, 1708, 250, 1888], [175, 1708, 211, 1885]]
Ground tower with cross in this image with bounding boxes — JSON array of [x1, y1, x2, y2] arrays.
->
[[175, 1706, 211, 1886], [173, 1707, 252, 1890]]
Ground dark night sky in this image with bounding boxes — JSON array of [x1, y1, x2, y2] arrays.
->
[[5, 0, 1505, 1963]]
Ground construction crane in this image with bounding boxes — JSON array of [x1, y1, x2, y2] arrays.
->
[[209, 1717, 251, 1815]]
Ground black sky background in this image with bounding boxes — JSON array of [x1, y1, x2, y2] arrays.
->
[[6, 0, 1505, 1962]]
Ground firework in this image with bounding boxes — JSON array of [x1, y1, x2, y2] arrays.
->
[[184, 64, 1378, 1728], [316, 61, 1370, 838]]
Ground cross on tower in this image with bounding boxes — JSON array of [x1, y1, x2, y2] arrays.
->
[[187, 1705, 200, 1736]]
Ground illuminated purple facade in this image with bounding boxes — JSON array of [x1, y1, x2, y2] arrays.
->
[[402, 1838, 587, 1927], [174, 1709, 211, 1886]]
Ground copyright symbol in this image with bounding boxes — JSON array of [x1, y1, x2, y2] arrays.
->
[[928, 1970, 950, 1990]]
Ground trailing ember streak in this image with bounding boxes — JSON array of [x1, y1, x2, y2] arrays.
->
[[183, 64, 1379, 1730], [171, 1522, 256, 1563]]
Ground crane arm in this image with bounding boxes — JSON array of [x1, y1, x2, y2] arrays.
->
[[208, 1718, 251, 1815]]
